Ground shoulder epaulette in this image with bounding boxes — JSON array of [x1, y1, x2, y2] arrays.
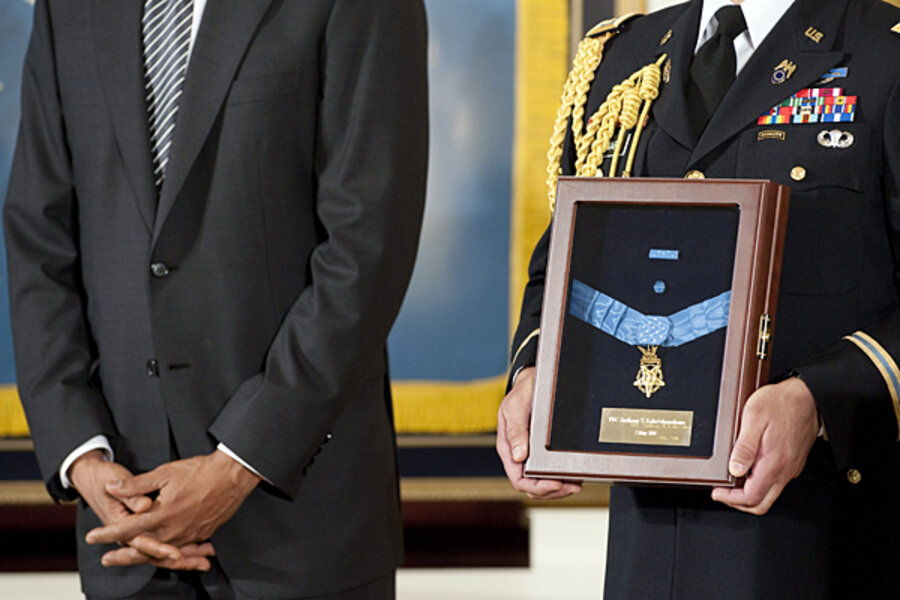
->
[[585, 13, 643, 38]]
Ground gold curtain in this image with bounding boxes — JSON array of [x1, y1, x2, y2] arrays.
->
[[393, 0, 570, 433], [0, 387, 27, 437]]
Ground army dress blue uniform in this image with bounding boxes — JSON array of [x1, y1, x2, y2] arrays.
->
[[510, 0, 900, 598]]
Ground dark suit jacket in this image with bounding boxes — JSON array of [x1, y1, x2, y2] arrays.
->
[[3, 1, 428, 597], [510, 0, 900, 597]]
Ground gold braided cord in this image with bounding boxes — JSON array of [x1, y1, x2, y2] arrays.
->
[[623, 54, 666, 177], [608, 85, 641, 177], [578, 56, 665, 179], [545, 33, 613, 211], [547, 47, 668, 210], [579, 85, 622, 177], [570, 36, 605, 152]]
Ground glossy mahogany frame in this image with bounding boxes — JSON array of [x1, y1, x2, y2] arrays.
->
[[525, 177, 789, 487]]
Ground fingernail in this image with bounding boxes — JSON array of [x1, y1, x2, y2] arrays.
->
[[729, 460, 745, 475], [109, 480, 122, 488], [512, 445, 526, 461]]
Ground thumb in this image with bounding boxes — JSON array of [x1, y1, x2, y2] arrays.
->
[[729, 412, 765, 477], [502, 368, 535, 464], [502, 403, 531, 463], [120, 495, 153, 514], [107, 472, 160, 498]]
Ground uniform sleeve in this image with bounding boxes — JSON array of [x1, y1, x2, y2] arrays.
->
[[796, 68, 900, 470], [208, 0, 428, 498], [3, 0, 117, 501], [508, 225, 550, 389]]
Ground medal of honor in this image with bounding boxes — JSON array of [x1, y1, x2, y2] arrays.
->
[[568, 279, 731, 400], [634, 345, 665, 398]]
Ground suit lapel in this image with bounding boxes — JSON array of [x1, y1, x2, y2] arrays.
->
[[650, 0, 705, 152], [92, 0, 157, 233], [151, 0, 274, 248], [689, 0, 849, 164]]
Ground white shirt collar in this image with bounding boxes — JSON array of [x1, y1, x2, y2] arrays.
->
[[697, 0, 795, 53], [187, 0, 207, 62], [695, 0, 795, 73]]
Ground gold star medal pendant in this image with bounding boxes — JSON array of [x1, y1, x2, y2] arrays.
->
[[634, 345, 665, 398]]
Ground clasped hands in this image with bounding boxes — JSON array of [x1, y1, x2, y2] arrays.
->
[[497, 366, 819, 514], [69, 449, 261, 571]]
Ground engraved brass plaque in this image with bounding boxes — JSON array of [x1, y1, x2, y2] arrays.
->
[[598, 408, 694, 446]]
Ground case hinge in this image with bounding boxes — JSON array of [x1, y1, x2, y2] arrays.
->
[[757, 314, 772, 359]]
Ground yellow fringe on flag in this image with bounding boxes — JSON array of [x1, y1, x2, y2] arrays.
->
[[392, 376, 508, 433], [0, 385, 29, 437]]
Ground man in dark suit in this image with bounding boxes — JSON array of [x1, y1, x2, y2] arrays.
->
[[3, 1, 428, 598], [498, 0, 899, 598]]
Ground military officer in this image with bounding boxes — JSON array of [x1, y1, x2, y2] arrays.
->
[[497, 0, 900, 598]]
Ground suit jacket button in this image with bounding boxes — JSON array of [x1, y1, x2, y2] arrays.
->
[[146, 360, 159, 377], [150, 262, 170, 278], [846, 468, 862, 485], [684, 170, 705, 179], [790, 166, 807, 181]]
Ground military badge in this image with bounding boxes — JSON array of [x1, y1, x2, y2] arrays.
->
[[816, 67, 847, 86], [771, 59, 797, 85], [817, 129, 854, 149], [804, 27, 824, 44]]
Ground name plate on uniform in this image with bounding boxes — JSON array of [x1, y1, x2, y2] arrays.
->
[[525, 178, 789, 487]]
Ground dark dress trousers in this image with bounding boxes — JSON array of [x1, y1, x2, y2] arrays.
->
[[510, 0, 900, 598], [3, 1, 428, 598]]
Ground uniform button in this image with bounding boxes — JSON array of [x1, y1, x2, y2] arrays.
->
[[790, 166, 807, 181], [684, 170, 705, 179], [847, 468, 861, 485], [150, 262, 170, 278], [146, 359, 159, 377]]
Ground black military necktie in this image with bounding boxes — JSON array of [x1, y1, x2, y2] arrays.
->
[[687, 4, 747, 137]]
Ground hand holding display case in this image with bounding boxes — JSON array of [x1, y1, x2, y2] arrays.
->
[[525, 177, 790, 487]]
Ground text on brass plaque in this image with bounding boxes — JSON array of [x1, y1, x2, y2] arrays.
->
[[598, 408, 694, 446]]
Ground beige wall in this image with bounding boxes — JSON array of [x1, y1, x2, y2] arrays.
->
[[647, 0, 682, 11]]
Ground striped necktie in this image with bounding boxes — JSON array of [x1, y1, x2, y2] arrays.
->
[[142, 0, 193, 189]]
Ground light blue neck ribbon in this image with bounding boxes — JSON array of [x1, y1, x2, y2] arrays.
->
[[569, 279, 731, 347]]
